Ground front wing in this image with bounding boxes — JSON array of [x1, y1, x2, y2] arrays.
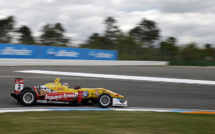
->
[[112, 98, 127, 107]]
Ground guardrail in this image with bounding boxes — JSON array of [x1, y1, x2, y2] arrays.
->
[[0, 43, 117, 60]]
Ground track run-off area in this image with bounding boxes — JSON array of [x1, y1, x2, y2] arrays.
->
[[1, 66, 215, 114]]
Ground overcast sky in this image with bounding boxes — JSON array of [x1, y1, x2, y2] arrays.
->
[[0, 0, 215, 47]]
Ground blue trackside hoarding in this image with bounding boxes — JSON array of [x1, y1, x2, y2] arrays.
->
[[41, 46, 84, 59], [87, 49, 118, 60], [0, 43, 118, 60], [0, 44, 37, 59]]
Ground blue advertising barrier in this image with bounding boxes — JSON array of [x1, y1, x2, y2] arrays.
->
[[0, 44, 37, 59], [87, 49, 118, 60], [0, 44, 118, 60], [41, 46, 85, 59]]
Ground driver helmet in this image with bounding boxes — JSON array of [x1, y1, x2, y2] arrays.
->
[[55, 78, 60, 82], [62, 83, 69, 87], [54, 78, 61, 85]]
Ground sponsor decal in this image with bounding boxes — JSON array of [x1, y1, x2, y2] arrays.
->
[[0, 47, 32, 56], [78, 90, 83, 103], [47, 48, 55, 56], [47, 101, 69, 104], [95, 92, 99, 96], [56, 50, 79, 57], [45, 95, 62, 100], [15, 80, 23, 84], [83, 91, 89, 97], [113, 103, 127, 106], [89, 51, 113, 58], [47, 49, 79, 57], [45, 93, 77, 101], [37, 100, 70, 104], [57, 88, 64, 91]]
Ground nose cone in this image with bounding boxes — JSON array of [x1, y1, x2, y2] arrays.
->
[[105, 89, 124, 98], [114, 94, 124, 98], [110, 93, 124, 98]]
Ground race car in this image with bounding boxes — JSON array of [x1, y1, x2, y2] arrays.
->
[[11, 78, 127, 108]]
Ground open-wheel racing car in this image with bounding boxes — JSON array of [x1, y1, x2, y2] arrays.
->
[[11, 78, 127, 108]]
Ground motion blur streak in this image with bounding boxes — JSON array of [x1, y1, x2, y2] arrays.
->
[[15, 70, 215, 85]]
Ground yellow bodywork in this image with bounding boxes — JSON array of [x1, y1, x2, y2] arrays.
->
[[44, 78, 124, 99]]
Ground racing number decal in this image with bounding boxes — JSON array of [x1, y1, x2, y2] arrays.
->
[[17, 84, 21, 90], [15, 78, 24, 93]]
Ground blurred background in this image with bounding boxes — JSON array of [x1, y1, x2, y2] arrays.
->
[[0, 0, 215, 63], [1, 1, 215, 133]]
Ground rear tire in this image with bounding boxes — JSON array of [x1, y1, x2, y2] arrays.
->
[[98, 93, 112, 108], [20, 89, 37, 106]]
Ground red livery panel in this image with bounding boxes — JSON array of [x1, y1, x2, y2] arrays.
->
[[45, 92, 78, 101], [78, 90, 83, 103]]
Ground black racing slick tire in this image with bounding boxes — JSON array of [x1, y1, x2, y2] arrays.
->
[[20, 89, 37, 106], [98, 93, 112, 108]]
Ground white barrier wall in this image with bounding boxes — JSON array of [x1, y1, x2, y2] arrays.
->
[[0, 59, 168, 66]]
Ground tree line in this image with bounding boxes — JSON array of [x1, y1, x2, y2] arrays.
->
[[0, 16, 214, 61], [0, 16, 69, 47]]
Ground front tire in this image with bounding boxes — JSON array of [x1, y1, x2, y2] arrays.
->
[[98, 93, 112, 108], [20, 89, 37, 106]]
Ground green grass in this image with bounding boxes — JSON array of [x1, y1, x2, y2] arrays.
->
[[0, 111, 215, 134]]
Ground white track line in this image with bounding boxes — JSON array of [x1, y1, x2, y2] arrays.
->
[[0, 107, 215, 114], [15, 70, 215, 85], [0, 109, 51, 113]]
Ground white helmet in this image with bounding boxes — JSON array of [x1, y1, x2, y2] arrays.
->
[[62, 83, 69, 87]]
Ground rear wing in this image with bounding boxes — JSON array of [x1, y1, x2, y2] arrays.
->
[[15, 78, 24, 94]]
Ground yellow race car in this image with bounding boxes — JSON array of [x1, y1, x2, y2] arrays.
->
[[11, 78, 127, 108]]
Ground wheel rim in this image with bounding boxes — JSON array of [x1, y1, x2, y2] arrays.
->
[[23, 92, 34, 104], [100, 95, 110, 106]]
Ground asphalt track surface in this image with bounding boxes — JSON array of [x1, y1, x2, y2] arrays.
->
[[1, 66, 215, 110]]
